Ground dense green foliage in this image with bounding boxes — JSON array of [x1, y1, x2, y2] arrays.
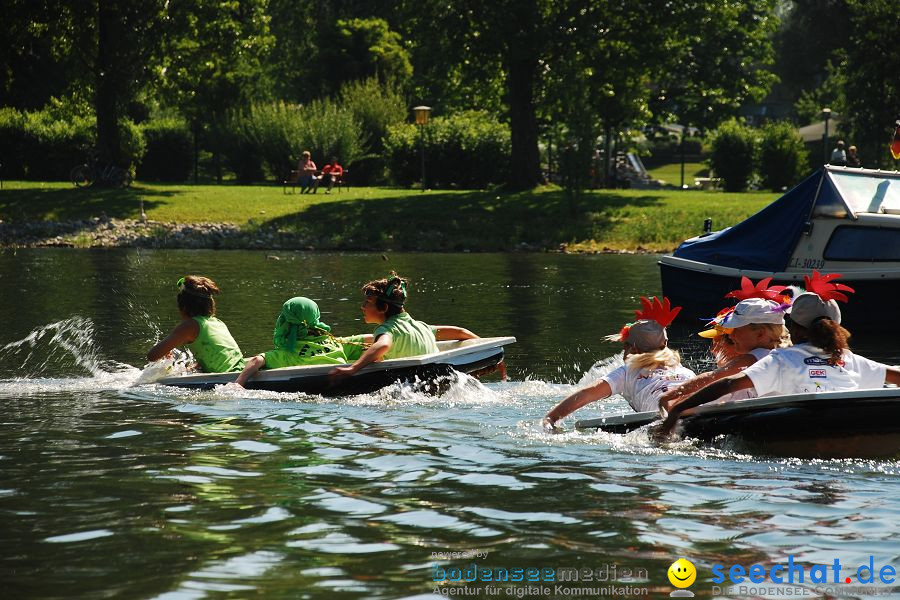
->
[[2, 1, 897, 187], [384, 111, 511, 188], [759, 122, 809, 191], [138, 119, 193, 182], [708, 120, 758, 192]]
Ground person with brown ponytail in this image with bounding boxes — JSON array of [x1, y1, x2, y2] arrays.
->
[[146, 276, 245, 373], [329, 272, 479, 380], [658, 272, 900, 435]]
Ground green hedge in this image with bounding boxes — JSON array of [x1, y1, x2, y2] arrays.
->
[[0, 103, 145, 181], [708, 119, 758, 192], [138, 118, 193, 182], [338, 78, 406, 184], [384, 111, 511, 188], [759, 122, 809, 191]]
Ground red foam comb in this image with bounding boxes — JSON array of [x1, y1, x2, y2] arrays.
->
[[634, 296, 681, 328], [803, 270, 855, 303], [725, 276, 788, 302]]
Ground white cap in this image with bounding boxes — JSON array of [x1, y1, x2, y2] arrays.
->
[[788, 292, 841, 327], [719, 298, 785, 329]]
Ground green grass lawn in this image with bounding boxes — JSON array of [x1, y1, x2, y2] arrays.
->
[[0, 180, 776, 252], [646, 162, 709, 186]]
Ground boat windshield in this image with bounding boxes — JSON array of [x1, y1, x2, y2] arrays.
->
[[826, 170, 900, 215]]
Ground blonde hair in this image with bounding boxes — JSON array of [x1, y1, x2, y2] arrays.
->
[[749, 323, 791, 348], [626, 347, 681, 371]]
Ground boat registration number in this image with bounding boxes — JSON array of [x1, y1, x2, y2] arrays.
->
[[788, 257, 825, 269]]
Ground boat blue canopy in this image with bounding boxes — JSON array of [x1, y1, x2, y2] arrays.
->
[[672, 170, 824, 272]]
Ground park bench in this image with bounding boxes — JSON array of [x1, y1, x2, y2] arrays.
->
[[283, 169, 350, 193]]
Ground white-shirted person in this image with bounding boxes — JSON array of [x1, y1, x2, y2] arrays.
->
[[543, 297, 695, 430], [658, 281, 900, 434], [659, 297, 788, 411]]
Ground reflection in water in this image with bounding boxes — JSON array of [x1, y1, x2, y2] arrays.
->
[[1, 250, 899, 599]]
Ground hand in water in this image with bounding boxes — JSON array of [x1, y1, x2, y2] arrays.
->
[[541, 416, 559, 433], [649, 413, 679, 441], [329, 365, 356, 382]]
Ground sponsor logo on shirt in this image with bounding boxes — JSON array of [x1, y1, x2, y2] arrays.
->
[[809, 369, 827, 378], [804, 357, 830, 366]]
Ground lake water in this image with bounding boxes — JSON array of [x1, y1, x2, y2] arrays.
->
[[1, 249, 898, 600]]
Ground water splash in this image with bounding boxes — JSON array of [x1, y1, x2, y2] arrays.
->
[[0, 316, 132, 378]]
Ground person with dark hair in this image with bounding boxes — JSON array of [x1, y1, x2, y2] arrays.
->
[[328, 272, 479, 380], [147, 276, 245, 373], [314, 157, 343, 194], [657, 273, 900, 435], [830, 140, 847, 166]]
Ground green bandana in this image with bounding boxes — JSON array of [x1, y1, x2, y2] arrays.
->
[[273, 297, 331, 352]]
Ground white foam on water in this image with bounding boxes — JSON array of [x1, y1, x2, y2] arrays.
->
[[0, 316, 133, 378]]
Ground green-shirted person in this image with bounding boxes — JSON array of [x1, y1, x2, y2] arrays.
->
[[147, 275, 245, 373], [234, 296, 367, 387], [329, 272, 480, 381]]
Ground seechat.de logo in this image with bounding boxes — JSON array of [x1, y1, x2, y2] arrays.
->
[[668, 558, 696, 597]]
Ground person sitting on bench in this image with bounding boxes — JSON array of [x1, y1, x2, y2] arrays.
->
[[315, 157, 343, 194], [298, 151, 318, 193]]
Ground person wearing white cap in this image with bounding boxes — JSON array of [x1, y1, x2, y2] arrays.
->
[[658, 273, 900, 435], [543, 297, 695, 429], [659, 298, 788, 412]]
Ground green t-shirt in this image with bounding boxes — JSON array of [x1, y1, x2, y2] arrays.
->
[[373, 312, 439, 360], [188, 316, 245, 373], [263, 335, 348, 369], [337, 334, 368, 362]]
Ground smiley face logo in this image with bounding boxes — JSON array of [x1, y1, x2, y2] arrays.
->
[[668, 558, 696, 588]]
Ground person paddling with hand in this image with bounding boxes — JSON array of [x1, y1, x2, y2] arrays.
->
[[656, 271, 900, 436], [542, 296, 694, 431]]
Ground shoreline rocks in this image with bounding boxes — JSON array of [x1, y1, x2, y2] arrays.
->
[[0, 217, 659, 254]]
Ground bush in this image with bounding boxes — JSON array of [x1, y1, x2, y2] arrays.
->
[[226, 100, 365, 182], [138, 119, 194, 182], [708, 119, 758, 192], [384, 111, 511, 188], [759, 121, 809, 191], [0, 108, 28, 179], [21, 109, 95, 180], [339, 77, 406, 184], [118, 118, 146, 175], [0, 98, 146, 181]]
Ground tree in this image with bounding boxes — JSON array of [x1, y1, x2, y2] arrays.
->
[[842, 0, 900, 168], [160, 0, 274, 180], [1, 0, 166, 167], [653, 0, 778, 131], [772, 0, 850, 106], [315, 18, 412, 96]]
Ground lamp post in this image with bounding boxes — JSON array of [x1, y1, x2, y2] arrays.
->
[[822, 107, 832, 164], [413, 105, 431, 191]]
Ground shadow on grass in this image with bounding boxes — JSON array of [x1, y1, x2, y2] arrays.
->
[[262, 188, 665, 251], [0, 185, 176, 222]]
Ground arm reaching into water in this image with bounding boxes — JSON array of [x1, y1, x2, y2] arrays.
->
[[329, 333, 393, 380], [658, 374, 755, 435], [659, 353, 757, 412], [542, 380, 613, 430], [147, 319, 199, 362], [234, 355, 265, 387]]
